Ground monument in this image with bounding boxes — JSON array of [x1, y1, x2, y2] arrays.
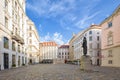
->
[[80, 37, 92, 71]]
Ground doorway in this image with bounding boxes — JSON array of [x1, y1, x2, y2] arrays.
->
[[4, 53, 9, 69], [97, 59, 100, 66]]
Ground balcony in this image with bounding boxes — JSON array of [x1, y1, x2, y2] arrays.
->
[[11, 32, 24, 44]]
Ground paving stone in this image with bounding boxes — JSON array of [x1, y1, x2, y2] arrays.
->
[[0, 64, 120, 80]]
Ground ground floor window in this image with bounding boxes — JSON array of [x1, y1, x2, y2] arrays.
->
[[12, 55, 16, 67], [108, 60, 113, 64]]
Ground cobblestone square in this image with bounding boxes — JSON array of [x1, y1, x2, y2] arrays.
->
[[0, 64, 120, 80]]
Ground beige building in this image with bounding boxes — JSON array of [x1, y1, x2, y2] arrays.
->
[[100, 5, 120, 67], [70, 25, 101, 65], [40, 41, 58, 60], [0, 0, 27, 70], [69, 34, 76, 61], [25, 18, 40, 64]]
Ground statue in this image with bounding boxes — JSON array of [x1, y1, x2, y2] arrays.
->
[[82, 37, 87, 56]]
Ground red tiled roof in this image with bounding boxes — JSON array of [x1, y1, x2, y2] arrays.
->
[[41, 41, 57, 46]]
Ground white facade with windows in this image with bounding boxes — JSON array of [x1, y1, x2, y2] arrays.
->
[[73, 25, 101, 65], [0, 0, 27, 70], [0, 0, 40, 70], [40, 42, 58, 60], [25, 18, 40, 64], [58, 45, 69, 60]]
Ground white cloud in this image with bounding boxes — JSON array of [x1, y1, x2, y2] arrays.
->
[[75, 11, 101, 29], [40, 32, 64, 45], [26, 0, 76, 17]]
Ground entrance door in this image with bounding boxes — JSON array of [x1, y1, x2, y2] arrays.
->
[[4, 53, 9, 69], [97, 59, 100, 66]]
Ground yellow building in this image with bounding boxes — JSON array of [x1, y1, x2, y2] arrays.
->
[[100, 5, 120, 67]]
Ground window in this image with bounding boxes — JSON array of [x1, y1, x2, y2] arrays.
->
[[108, 21, 112, 28], [97, 43, 99, 49], [108, 60, 113, 64], [59, 53, 61, 55], [12, 41, 16, 51], [97, 32, 99, 34], [97, 36, 99, 41], [18, 45, 20, 53], [5, 0, 8, 9], [89, 43, 92, 49], [108, 31, 113, 45], [22, 47, 24, 53], [108, 50, 113, 57], [89, 36, 92, 41], [29, 39, 32, 44], [97, 51, 100, 57], [29, 26, 32, 30], [68, 52, 69, 55], [29, 33, 32, 37], [89, 31, 92, 34], [15, 1, 17, 8], [4, 37, 9, 49], [5, 17, 8, 28]]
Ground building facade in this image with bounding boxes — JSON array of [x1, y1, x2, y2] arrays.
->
[[25, 18, 40, 64], [72, 25, 101, 65], [69, 34, 76, 61], [58, 45, 69, 60], [100, 5, 120, 67], [0, 0, 27, 70], [40, 41, 58, 60]]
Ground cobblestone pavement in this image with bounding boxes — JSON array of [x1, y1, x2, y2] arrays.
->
[[0, 64, 120, 80]]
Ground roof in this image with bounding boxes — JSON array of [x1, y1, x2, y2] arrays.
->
[[59, 45, 69, 48], [40, 41, 57, 46]]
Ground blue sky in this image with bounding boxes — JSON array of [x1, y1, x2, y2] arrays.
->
[[26, 0, 120, 45]]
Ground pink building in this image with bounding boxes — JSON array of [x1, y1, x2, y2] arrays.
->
[[100, 5, 120, 67]]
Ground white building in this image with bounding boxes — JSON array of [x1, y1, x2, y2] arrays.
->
[[58, 45, 69, 60], [25, 18, 40, 64], [40, 41, 58, 60], [0, 0, 27, 70], [73, 25, 101, 65]]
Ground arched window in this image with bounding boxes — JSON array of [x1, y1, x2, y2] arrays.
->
[[4, 37, 9, 49]]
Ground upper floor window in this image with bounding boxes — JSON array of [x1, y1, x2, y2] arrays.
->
[[4, 37, 9, 49], [5, 17, 8, 28], [29, 26, 32, 30], [5, 0, 8, 9], [107, 31, 113, 45], [97, 51, 100, 57], [89, 31, 92, 34], [12, 41, 16, 51], [97, 36, 99, 41], [18, 45, 20, 53], [108, 50, 113, 57], [29, 33, 32, 37], [97, 43, 99, 49], [15, 1, 17, 8], [22, 47, 24, 53], [29, 39, 32, 44], [108, 21, 112, 28], [89, 36, 92, 41], [97, 32, 99, 34], [89, 43, 92, 49]]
